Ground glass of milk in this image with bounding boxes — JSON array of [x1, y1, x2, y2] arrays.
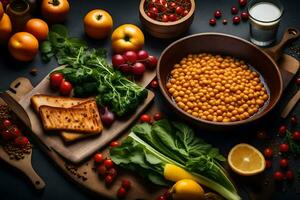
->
[[248, 0, 284, 46]]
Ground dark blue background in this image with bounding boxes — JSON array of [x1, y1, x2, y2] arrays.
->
[[1, 0, 300, 199]]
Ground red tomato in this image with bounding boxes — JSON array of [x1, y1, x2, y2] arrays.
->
[[263, 148, 273, 158], [279, 143, 289, 153], [286, 170, 294, 181], [50, 73, 64, 89], [104, 159, 114, 168], [97, 164, 107, 176], [110, 141, 120, 147], [117, 187, 127, 198], [59, 80, 73, 96], [273, 171, 284, 181], [292, 131, 300, 140], [93, 153, 104, 163], [121, 179, 131, 190], [279, 159, 288, 168], [140, 114, 151, 123], [153, 112, 162, 121], [278, 125, 287, 136]]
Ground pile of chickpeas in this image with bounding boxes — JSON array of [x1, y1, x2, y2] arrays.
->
[[166, 53, 269, 122]]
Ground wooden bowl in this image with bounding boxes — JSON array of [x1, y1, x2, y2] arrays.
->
[[157, 33, 283, 131], [139, 0, 195, 39]]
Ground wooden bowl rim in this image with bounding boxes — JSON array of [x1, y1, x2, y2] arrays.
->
[[139, 0, 196, 26], [157, 32, 283, 127]]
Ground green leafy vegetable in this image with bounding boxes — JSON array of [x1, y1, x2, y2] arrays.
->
[[41, 25, 147, 117], [110, 120, 240, 200], [284, 130, 300, 156]]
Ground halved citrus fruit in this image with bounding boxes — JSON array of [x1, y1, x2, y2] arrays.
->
[[228, 143, 265, 176]]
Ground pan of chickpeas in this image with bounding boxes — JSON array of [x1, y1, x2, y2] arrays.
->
[[157, 32, 287, 129]]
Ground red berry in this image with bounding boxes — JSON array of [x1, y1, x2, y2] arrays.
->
[[117, 187, 127, 199], [93, 153, 104, 163], [110, 141, 121, 147], [59, 80, 73, 96], [10, 127, 21, 138], [104, 159, 114, 168], [149, 7, 159, 18], [123, 51, 137, 63], [214, 10, 222, 18], [279, 143, 289, 153], [291, 115, 298, 125], [273, 171, 284, 181], [1, 130, 12, 140], [97, 164, 107, 176], [176, 6, 184, 15], [14, 136, 29, 146], [241, 12, 249, 21], [265, 160, 272, 168], [238, 0, 247, 6], [2, 119, 12, 127], [263, 148, 273, 158], [156, 196, 166, 200], [112, 54, 126, 68], [145, 55, 158, 69], [161, 14, 169, 22], [292, 131, 300, 140], [278, 125, 287, 136], [168, 14, 177, 21], [231, 6, 239, 14], [106, 168, 117, 179], [296, 77, 300, 85], [233, 16, 241, 24], [146, 11, 153, 19], [50, 73, 64, 89], [222, 19, 228, 25], [168, 2, 176, 10], [279, 159, 288, 168], [121, 179, 131, 190], [154, 112, 162, 121], [150, 80, 159, 88], [209, 18, 217, 26], [104, 175, 113, 186], [132, 62, 146, 76], [286, 170, 294, 181], [183, 10, 189, 16], [137, 50, 149, 60], [140, 114, 151, 123]]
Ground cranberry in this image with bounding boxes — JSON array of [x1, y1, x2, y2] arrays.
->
[[296, 77, 300, 85], [292, 131, 300, 140], [286, 170, 294, 181], [149, 7, 159, 18], [263, 148, 273, 158], [161, 14, 169, 22], [291, 115, 298, 125], [132, 62, 146, 76], [123, 51, 137, 63], [117, 187, 127, 198], [238, 0, 247, 7], [97, 164, 107, 176], [106, 168, 117, 179], [121, 179, 131, 190], [10, 127, 21, 138], [93, 153, 104, 163], [1, 130, 12, 140], [183, 10, 189, 16], [279, 143, 289, 153], [105, 175, 114, 186], [214, 10, 222, 18], [273, 171, 284, 181], [231, 6, 239, 14], [104, 159, 114, 168], [146, 11, 153, 19], [222, 19, 228, 25], [140, 114, 151, 123], [279, 159, 288, 168], [175, 6, 184, 15], [150, 80, 159, 88], [278, 125, 287, 136], [168, 2, 177, 10], [209, 18, 217, 26], [168, 14, 177, 21], [137, 50, 149, 60], [233, 16, 241, 24], [14, 136, 29, 146], [110, 141, 121, 147], [265, 160, 272, 168], [112, 54, 126, 67], [2, 119, 12, 127], [241, 12, 249, 21], [154, 112, 162, 121], [145, 55, 158, 69]]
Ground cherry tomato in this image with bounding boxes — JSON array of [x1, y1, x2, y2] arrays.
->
[[122, 179, 131, 190], [2, 119, 12, 127], [50, 73, 64, 89], [93, 153, 104, 163], [279, 159, 288, 168], [292, 131, 300, 140], [145, 55, 158, 69], [286, 170, 294, 181], [265, 160, 272, 168], [175, 6, 184, 15], [150, 80, 159, 88], [110, 141, 120, 147], [146, 11, 153, 18], [140, 114, 151, 123], [123, 51, 138, 63], [132, 62, 146, 76], [137, 50, 149, 60], [14, 136, 29, 146], [273, 171, 284, 181], [97, 164, 107, 176], [112, 54, 126, 67], [278, 125, 287, 136], [104, 159, 114, 168], [154, 112, 162, 121], [291, 115, 298, 125], [168, 2, 176, 10], [279, 143, 289, 153], [168, 14, 177, 21], [59, 80, 73, 96], [161, 14, 169, 22], [117, 187, 127, 198], [104, 175, 113, 185], [149, 7, 159, 18], [10, 127, 21, 138], [263, 148, 273, 158]]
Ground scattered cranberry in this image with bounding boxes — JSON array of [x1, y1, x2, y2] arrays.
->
[[117, 187, 127, 199], [279, 159, 288, 168], [2, 119, 12, 127], [106, 168, 117, 179], [222, 19, 228, 25], [110, 141, 121, 147], [140, 114, 151, 123], [122, 179, 131, 190], [296, 77, 300, 85], [104, 159, 114, 168], [263, 148, 273, 158], [231, 6, 239, 15], [154, 112, 162, 121], [286, 170, 294, 181], [97, 164, 107, 176], [10, 127, 22, 138], [1, 130, 12, 140], [209, 18, 217, 26], [279, 143, 289, 153], [238, 0, 247, 7], [94, 153, 104, 163], [273, 171, 284, 181], [291, 115, 298, 125], [214, 10, 222, 18], [292, 131, 300, 140], [265, 160, 272, 168], [241, 12, 249, 21], [105, 175, 114, 186], [278, 125, 287, 136], [14, 136, 29, 146], [233, 16, 241, 24], [150, 80, 159, 88]]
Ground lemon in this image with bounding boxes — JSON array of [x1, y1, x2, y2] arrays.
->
[[228, 143, 266, 176], [170, 179, 204, 200], [164, 164, 197, 182]]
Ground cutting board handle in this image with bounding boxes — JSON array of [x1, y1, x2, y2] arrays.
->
[[7, 77, 33, 101], [21, 165, 46, 190], [265, 28, 300, 61]]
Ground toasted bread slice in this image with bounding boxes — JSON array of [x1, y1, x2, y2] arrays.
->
[[31, 94, 92, 112], [39, 101, 102, 134]]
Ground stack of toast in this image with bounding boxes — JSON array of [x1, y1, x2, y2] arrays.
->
[[31, 94, 103, 142]]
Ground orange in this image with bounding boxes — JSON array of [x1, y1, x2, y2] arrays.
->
[[84, 9, 113, 39], [0, 2, 4, 20], [24, 18, 49, 42], [8, 32, 39, 62], [41, 0, 70, 23], [0, 13, 12, 44], [228, 143, 265, 176]]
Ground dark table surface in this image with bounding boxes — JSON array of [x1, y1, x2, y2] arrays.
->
[[1, 0, 300, 199]]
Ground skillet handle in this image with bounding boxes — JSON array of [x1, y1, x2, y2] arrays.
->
[[265, 28, 300, 61]]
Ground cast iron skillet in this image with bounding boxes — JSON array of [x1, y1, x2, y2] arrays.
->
[[157, 28, 300, 130]]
